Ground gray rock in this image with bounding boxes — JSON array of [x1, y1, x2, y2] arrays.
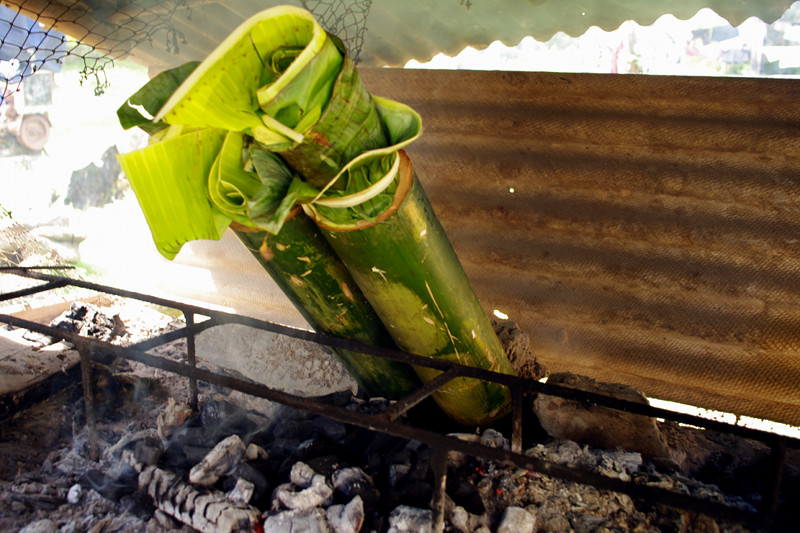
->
[[534, 372, 671, 458], [448, 506, 470, 533], [497, 506, 536, 533], [66, 483, 82, 504], [18, 519, 57, 533]]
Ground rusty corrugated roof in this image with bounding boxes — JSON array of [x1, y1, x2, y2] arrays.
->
[[3, 0, 795, 68], [360, 68, 800, 426]]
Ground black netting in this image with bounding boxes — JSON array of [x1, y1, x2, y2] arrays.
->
[[0, 204, 60, 267], [1, 1, 373, 105], [0, 0, 194, 104], [300, 0, 372, 63]]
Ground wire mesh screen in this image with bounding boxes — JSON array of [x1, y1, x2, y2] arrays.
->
[[0, 205, 60, 267], [1, 0, 372, 104]]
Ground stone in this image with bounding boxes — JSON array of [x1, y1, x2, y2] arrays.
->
[[18, 519, 58, 533], [66, 483, 82, 504], [497, 506, 536, 533], [533, 373, 671, 458], [480, 428, 509, 449], [449, 506, 470, 533]]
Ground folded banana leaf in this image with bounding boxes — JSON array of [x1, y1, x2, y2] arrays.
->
[[117, 56, 419, 400], [118, 5, 516, 426]]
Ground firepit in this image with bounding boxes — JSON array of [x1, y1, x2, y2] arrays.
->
[[1, 268, 798, 533]]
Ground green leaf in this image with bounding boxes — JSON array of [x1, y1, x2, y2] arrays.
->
[[116, 61, 200, 135], [246, 145, 319, 234], [117, 128, 230, 259], [155, 6, 342, 137], [208, 132, 261, 225], [307, 96, 423, 228]]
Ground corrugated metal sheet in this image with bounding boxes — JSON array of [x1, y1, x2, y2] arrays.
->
[[4, 0, 795, 68], [360, 68, 800, 427]]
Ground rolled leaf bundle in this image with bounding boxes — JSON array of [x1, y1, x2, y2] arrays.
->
[[118, 5, 516, 426], [116, 56, 420, 399]]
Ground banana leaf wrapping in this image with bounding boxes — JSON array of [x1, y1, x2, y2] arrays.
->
[[118, 5, 516, 425], [116, 41, 420, 400]]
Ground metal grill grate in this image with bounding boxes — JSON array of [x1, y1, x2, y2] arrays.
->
[[1, 268, 798, 532]]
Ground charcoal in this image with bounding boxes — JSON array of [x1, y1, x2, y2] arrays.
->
[[398, 479, 433, 509], [313, 389, 355, 407], [387, 505, 432, 533], [480, 428, 509, 450], [78, 467, 137, 500], [245, 442, 269, 461], [227, 462, 269, 501], [273, 419, 319, 441], [446, 473, 485, 515], [295, 436, 328, 458], [183, 444, 214, 467], [199, 399, 258, 439], [304, 455, 344, 478], [133, 439, 162, 466], [315, 417, 348, 443], [274, 474, 333, 511], [166, 424, 208, 449], [448, 506, 470, 533], [332, 466, 378, 511], [156, 398, 193, 440], [290, 461, 318, 488], [226, 478, 255, 504], [326, 495, 365, 533], [388, 463, 411, 488], [189, 434, 246, 486], [263, 508, 329, 533], [271, 436, 303, 456], [117, 491, 155, 521], [137, 463, 261, 533]]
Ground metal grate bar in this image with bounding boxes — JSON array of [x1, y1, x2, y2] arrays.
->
[[0, 279, 69, 302], [1, 271, 797, 530], [384, 367, 461, 421]]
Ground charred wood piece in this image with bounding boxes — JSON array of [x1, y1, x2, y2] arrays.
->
[[189, 434, 246, 486], [123, 451, 260, 533]]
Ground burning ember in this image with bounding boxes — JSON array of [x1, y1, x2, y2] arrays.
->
[[1, 292, 798, 532]]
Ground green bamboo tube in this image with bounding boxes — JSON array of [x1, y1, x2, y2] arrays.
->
[[309, 151, 515, 427], [231, 212, 420, 400]]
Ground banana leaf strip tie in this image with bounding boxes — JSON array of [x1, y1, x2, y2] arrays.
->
[[116, 5, 517, 425]]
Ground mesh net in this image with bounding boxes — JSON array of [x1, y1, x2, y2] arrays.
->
[[1, 0, 372, 104], [0, 204, 62, 268]]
